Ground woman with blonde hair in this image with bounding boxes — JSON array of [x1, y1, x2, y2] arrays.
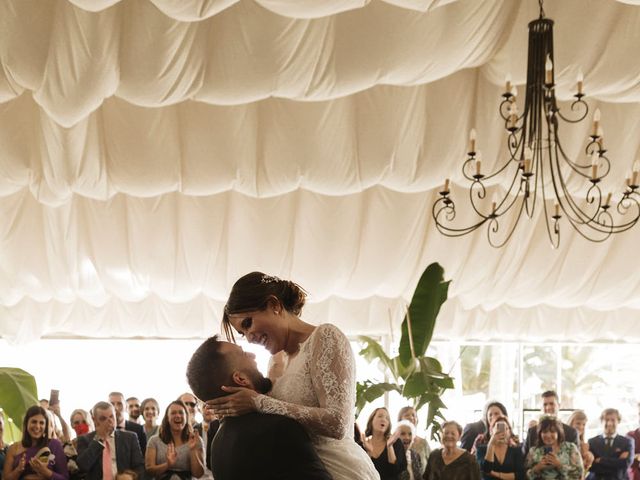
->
[[567, 411, 593, 474]]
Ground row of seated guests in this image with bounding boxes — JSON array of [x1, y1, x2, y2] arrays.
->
[[1, 394, 215, 480], [459, 391, 639, 480]]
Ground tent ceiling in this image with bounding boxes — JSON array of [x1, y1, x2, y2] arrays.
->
[[1, 0, 640, 344]]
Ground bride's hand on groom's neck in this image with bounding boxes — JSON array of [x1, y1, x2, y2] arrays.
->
[[206, 387, 258, 418]]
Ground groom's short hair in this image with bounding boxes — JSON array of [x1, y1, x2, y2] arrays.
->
[[186, 335, 234, 401]]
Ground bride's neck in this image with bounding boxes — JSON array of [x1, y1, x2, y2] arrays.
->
[[283, 314, 315, 355]]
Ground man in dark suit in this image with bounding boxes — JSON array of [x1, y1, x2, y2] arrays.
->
[[109, 392, 147, 455], [588, 408, 634, 480], [186, 335, 333, 480], [524, 390, 578, 455], [77, 401, 144, 480]]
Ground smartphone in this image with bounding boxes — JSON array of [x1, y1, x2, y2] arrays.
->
[[543, 446, 553, 454], [49, 389, 60, 407], [495, 422, 506, 433]]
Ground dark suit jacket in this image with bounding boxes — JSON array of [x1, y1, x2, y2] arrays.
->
[[461, 420, 486, 452], [523, 422, 578, 456], [124, 420, 147, 455], [587, 434, 634, 480], [211, 413, 332, 480], [76, 430, 144, 480]]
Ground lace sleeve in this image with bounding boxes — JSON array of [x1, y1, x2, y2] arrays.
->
[[254, 323, 354, 440]]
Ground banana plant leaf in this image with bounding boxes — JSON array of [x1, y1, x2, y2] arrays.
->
[[399, 263, 450, 366], [0, 367, 38, 433]]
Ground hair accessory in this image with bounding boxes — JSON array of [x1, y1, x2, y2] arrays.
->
[[260, 274, 279, 284]]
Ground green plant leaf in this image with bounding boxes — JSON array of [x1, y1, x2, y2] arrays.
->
[[355, 381, 401, 417], [399, 263, 450, 365], [1, 409, 22, 443], [358, 336, 399, 380], [0, 367, 38, 431]]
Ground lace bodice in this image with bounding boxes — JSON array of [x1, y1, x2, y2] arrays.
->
[[254, 323, 355, 440]]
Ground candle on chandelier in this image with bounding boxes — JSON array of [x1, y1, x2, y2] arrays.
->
[[554, 201, 560, 217], [475, 152, 482, 176], [632, 161, 640, 186], [577, 69, 584, 95], [625, 170, 632, 187], [605, 192, 612, 208], [597, 126, 604, 149], [510, 84, 518, 100], [592, 109, 601, 137], [505, 74, 512, 95], [545, 55, 553, 84], [443, 178, 450, 193], [491, 193, 498, 214], [591, 151, 599, 180], [524, 147, 533, 174], [469, 129, 477, 152], [508, 103, 518, 129]]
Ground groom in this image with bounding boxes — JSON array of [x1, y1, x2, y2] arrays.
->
[[186, 335, 333, 480]]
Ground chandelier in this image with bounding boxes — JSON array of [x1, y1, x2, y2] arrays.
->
[[432, 0, 640, 248]]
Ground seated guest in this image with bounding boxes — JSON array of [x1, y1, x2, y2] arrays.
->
[[525, 416, 583, 480], [626, 402, 640, 480], [524, 391, 578, 456], [476, 416, 524, 480], [363, 407, 408, 480], [395, 420, 423, 480], [461, 402, 509, 452], [185, 335, 332, 480], [587, 409, 633, 480], [109, 393, 146, 456], [423, 421, 481, 480], [140, 400, 160, 440], [145, 401, 204, 480], [567, 410, 594, 474], [2, 406, 69, 480], [76, 401, 144, 480], [398, 406, 430, 474]]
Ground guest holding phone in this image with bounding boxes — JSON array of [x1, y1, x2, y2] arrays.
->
[[567, 410, 593, 475], [2, 406, 69, 480], [525, 417, 583, 480], [476, 416, 525, 480]]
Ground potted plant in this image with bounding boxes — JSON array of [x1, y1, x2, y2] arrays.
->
[[356, 262, 454, 440]]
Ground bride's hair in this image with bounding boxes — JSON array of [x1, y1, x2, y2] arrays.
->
[[221, 271, 307, 342]]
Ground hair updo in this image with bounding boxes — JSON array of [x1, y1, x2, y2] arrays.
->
[[222, 272, 307, 342]]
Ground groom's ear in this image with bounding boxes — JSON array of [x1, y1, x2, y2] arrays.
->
[[230, 370, 252, 388]]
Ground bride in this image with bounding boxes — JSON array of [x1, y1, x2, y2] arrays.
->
[[209, 272, 380, 480]]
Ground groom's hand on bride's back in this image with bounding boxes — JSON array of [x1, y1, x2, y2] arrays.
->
[[206, 386, 258, 418]]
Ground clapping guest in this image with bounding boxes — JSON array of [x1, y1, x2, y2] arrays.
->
[[424, 421, 481, 480], [140, 400, 160, 440], [2, 406, 69, 480], [399, 406, 430, 474], [363, 408, 408, 480], [145, 401, 204, 480], [525, 416, 583, 480], [567, 410, 594, 474], [396, 420, 423, 480], [476, 416, 524, 480]]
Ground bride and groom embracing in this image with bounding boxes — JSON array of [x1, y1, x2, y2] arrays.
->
[[186, 272, 380, 480]]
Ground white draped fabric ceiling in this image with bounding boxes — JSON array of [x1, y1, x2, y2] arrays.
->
[[1, 0, 640, 344]]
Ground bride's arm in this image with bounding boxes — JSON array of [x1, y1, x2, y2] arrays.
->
[[255, 324, 355, 440]]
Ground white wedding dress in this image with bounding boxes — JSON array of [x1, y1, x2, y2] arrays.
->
[[253, 323, 380, 480]]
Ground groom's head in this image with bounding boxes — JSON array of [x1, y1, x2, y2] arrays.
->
[[186, 335, 272, 401]]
